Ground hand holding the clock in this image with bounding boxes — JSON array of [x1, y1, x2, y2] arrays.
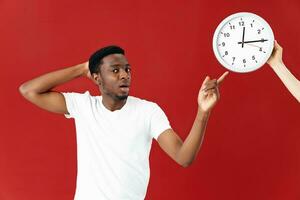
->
[[267, 40, 283, 67], [198, 71, 229, 112]]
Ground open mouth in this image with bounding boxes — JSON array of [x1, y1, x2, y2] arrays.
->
[[119, 83, 130, 88], [119, 84, 130, 92]]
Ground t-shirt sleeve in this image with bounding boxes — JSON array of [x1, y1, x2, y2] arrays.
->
[[61, 92, 89, 119], [149, 103, 172, 140]]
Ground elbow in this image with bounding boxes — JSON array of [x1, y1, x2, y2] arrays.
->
[[19, 83, 34, 98], [181, 163, 191, 168], [178, 160, 193, 168], [175, 153, 195, 168], [19, 84, 26, 96], [19, 83, 29, 97], [181, 162, 192, 168]]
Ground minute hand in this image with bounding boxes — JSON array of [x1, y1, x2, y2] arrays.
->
[[238, 39, 268, 44]]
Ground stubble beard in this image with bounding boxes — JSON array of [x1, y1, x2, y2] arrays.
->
[[116, 94, 128, 101]]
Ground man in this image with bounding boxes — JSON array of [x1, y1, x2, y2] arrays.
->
[[19, 46, 228, 199]]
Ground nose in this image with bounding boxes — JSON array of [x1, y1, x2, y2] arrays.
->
[[119, 69, 130, 80]]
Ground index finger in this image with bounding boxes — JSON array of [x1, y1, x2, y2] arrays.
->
[[217, 71, 229, 85]]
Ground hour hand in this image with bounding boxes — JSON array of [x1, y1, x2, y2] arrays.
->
[[238, 39, 268, 44]]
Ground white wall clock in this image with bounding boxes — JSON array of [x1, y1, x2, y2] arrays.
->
[[212, 12, 274, 73]]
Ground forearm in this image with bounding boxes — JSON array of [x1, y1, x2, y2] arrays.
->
[[176, 108, 210, 167], [20, 63, 86, 94], [270, 62, 300, 102]]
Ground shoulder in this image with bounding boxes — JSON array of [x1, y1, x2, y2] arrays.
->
[[62, 91, 99, 103], [63, 90, 95, 97]]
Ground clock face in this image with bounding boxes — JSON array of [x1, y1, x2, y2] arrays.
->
[[212, 12, 274, 73]]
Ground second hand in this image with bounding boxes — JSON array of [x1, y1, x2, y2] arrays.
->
[[245, 43, 261, 48]]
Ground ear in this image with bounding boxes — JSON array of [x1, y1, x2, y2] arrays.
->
[[91, 72, 102, 86]]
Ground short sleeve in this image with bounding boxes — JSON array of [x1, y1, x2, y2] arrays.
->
[[149, 104, 171, 140], [61, 91, 90, 119]]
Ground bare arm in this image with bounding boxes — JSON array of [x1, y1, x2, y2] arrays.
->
[[157, 109, 210, 168], [157, 72, 229, 167], [19, 62, 91, 114], [267, 41, 300, 103]]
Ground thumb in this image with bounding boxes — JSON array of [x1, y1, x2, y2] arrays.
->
[[200, 76, 210, 91]]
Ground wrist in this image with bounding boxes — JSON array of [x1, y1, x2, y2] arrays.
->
[[76, 62, 89, 77], [270, 60, 284, 70], [197, 107, 211, 118]]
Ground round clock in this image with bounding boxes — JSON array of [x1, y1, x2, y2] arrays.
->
[[212, 12, 274, 73]]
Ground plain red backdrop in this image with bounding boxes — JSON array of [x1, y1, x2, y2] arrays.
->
[[1, 0, 300, 199]]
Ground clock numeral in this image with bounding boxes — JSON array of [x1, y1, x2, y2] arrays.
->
[[223, 33, 230, 37], [259, 47, 262, 52], [222, 42, 225, 46], [257, 29, 261, 34], [243, 59, 246, 63], [252, 56, 258, 63], [239, 21, 245, 26], [231, 57, 236, 65], [250, 23, 253, 28], [222, 51, 229, 57], [230, 25, 235, 30]]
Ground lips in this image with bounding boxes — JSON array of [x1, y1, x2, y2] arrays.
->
[[119, 82, 130, 88], [119, 83, 130, 92]]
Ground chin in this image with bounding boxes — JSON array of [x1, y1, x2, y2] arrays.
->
[[116, 94, 128, 100]]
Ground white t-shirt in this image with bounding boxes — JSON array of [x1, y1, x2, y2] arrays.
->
[[62, 91, 171, 200]]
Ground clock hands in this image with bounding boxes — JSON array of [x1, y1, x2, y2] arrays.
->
[[241, 27, 245, 48], [245, 43, 261, 48], [238, 39, 268, 44], [244, 43, 266, 53]]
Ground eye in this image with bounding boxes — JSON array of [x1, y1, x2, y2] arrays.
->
[[125, 67, 131, 73], [112, 69, 119, 73]]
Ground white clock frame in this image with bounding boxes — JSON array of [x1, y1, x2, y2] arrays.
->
[[212, 12, 274, 73]]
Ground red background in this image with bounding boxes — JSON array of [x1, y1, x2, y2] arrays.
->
[[1, 0, 300, 199]]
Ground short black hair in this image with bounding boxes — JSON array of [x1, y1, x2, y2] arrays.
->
[[89, 45, 125, 74]]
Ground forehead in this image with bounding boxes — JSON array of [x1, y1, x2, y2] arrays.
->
[[102, 54, 128, 66]]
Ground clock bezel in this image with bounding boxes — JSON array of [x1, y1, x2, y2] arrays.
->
[[212, 12, 274, 73]]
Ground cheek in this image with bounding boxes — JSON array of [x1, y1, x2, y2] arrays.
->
[[102, 76, 118, 89]]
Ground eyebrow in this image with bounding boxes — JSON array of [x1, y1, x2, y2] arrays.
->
[[109, 64, 131, 68]]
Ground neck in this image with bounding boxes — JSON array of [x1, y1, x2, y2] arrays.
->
[[101, 94, 127, 111]]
